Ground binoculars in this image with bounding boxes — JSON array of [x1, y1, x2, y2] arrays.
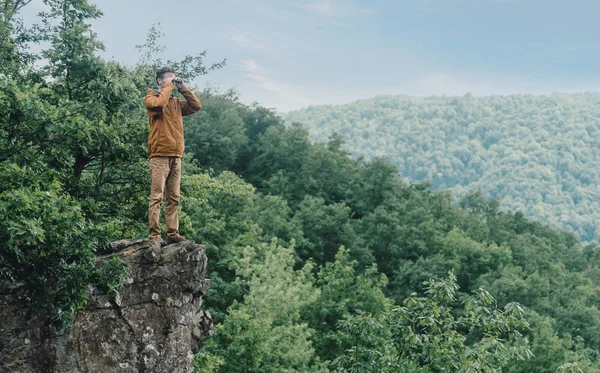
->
[[172, 77, 183, 84]]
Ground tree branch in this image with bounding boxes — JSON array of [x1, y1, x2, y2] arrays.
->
[[12, 0, 32, 13]]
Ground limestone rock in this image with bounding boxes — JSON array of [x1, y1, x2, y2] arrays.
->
[[0, 239, 212, 373]]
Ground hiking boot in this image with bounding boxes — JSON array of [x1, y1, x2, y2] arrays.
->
[[150, 236, 167, 248], [166, 234, 186, 245]]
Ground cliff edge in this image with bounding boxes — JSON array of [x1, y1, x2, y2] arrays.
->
[[0, 239, 213, 373]]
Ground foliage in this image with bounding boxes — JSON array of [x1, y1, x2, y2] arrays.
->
[[3, 1, 600, 371], [306, 247, 389, 363], [0, 174, 92, 327], [332, 272, 532, 373], [0, 0, 220, 327], [189, 91, 600, 371], [285, 94, 600, 242], [199, 241, 326, 373]]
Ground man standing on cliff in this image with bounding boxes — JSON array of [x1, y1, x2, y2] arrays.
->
[[145, 66, 202, 246]]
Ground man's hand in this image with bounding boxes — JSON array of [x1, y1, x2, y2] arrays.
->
[[174, 78, 185, 90]]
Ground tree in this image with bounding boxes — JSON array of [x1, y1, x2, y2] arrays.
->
[[184, 90, 248, 173], [197, 241, 326, 373], [284, 94, 600, 242], [305, 247, 390, 363], [0, 0, 223, 327], [0, 0, 136, 328], [332, 272, 533, 373], [293, 196, 367, 266]]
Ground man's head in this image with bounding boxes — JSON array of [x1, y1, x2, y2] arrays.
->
[[156, 65, 176, 88]]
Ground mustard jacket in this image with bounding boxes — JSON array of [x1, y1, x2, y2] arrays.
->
[[144, 82, 202, 158]]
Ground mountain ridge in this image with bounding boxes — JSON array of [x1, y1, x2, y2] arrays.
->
[[284, 92, 600, 241]]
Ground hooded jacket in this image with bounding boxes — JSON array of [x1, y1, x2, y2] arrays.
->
[[144, 82, 202, 158]]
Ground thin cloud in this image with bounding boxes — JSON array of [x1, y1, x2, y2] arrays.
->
[[370, 72, 599, 98], [241, 59, 315, 108], [398, 0, 518, 12], [303, 0, 374, 18], [402, 74, 488, 96], [225, 0, 305, 25], [226, 0, 374, 25], [228, 33, 267, 50]]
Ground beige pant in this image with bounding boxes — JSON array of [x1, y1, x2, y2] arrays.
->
[[148, 156, 181, 239]]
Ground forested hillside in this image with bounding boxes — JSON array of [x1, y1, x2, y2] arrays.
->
[[285, 94, 600, 242], [2, 1, 600, 372]]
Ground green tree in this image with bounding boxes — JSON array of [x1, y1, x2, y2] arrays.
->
[[284, 94, 600, 243], [0, 0, 222, 327], [293, 196, 367, 266], [333, 272, 533, 373], [305, 247, 390, 363], [0, 0, 136, 328], [185, 90, 248, 173], [198, 241, 326, 373]]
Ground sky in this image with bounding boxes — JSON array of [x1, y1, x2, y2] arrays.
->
[[18, 0, 600, 112]]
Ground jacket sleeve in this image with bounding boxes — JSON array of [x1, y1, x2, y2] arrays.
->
[[178, 86, 202, 116], [144, 84, 175, 116]]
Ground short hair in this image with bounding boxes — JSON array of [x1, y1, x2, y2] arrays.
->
[[156, 65, 175, 81]]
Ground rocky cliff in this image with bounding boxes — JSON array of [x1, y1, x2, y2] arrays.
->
[[0, 239, 213, 373]]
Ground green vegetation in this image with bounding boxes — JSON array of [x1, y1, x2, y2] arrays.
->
[[2, 1, 600, 372], [285, 94, 600, 242], [0, 0, 222, 327]]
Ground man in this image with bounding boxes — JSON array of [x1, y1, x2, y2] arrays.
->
[[145, 65, 202, 246]]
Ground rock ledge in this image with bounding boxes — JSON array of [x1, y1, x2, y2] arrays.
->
[[0, 239, 212, 373]]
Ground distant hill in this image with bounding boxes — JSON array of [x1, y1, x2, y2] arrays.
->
[[285, 93, 600, 242]]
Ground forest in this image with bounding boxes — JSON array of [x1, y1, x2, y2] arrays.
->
[[285, 94, 600, 243], [1, 1, 600, 372]]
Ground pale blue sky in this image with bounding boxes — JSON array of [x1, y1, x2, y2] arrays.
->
[[19, 0, 600, 112]]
